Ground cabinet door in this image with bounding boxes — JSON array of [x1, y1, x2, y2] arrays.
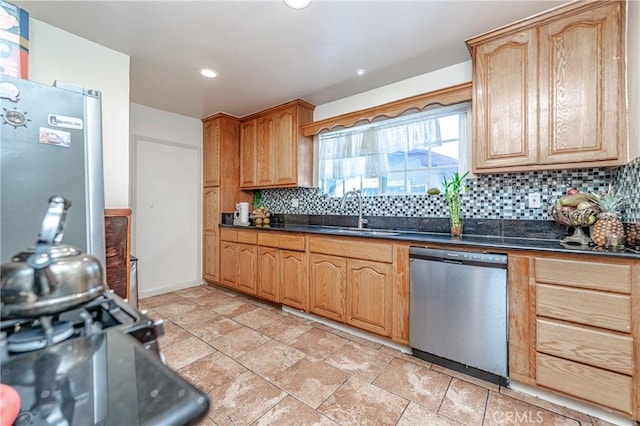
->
[[257, 246, 279, 302], [538, 3, 624, 165], [203, 233, 219, 283], [472, 28, 538, 171], [309, 253, 346, 322], [280, 250, 307, 310], [256, 114, 275, 186], [203, 118, 220, 187], [237, 243, 257, 295], [220, 241, 238, 288], [346, 259, 392, 336], [240, 119, 257, 188], [273, 107, 296, 186], [203, 188, 220, 282]]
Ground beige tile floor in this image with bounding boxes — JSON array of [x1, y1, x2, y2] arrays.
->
[[140, 284, 615, 426]]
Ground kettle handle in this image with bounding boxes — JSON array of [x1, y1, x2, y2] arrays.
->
[[27, 196, 71, 270]]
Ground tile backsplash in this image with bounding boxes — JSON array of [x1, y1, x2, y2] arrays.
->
[[261, 158, 640, 223]]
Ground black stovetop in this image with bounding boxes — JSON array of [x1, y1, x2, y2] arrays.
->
[[0, 292, 209, 426]]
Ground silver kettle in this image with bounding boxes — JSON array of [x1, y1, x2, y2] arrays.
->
[[0, 196, 105, 319]]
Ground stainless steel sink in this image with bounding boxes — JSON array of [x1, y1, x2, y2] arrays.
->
[[327, 228, 402, 237], [282, 225, 402, 237]]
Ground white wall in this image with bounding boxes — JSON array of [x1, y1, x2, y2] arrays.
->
[[130, 103, 202, 148], [314, 61, 472, 121], [28, 19, 130, 208]]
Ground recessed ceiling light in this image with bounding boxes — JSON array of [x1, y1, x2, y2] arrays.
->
[[284, 0, 310, 10], [200, 68, 217, 78], [356, 69, 367, 76]]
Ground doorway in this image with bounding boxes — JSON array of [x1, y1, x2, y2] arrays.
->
[[131, 135, 201, 298]]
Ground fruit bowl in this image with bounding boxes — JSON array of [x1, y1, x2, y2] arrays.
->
[[548, 201, 598, 246]]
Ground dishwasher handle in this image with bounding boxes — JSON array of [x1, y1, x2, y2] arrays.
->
[[409, 246, 507, 268]]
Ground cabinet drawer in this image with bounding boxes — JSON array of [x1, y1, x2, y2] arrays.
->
[[220, 228, 237, 242], [534, 258, 631, 294], [309, 237, 393, 263], [536, 353, 632, 414], [536, 319, 633, 375], [536, 284, 630, 333], [237, 230, 257, 244], [258, 232, 305, 251]]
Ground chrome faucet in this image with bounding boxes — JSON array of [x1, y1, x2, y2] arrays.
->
[[340, 189, 368, 229]]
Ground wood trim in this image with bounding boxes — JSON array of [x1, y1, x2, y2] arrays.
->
[[201, 111, 241, 123], [241, 99, 316, 122], [632, 261, 640, 418], [392, 245, 409, 345], [528, 258, 538, 382], [301, 82, 472, 136], [105, 208, 132, 218], [507, 255, 534, 384]]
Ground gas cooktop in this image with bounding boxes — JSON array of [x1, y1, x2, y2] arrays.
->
[[0, 292, 209, 425]]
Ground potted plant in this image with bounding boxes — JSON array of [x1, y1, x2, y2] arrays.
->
[[442, 171, 469, 238]]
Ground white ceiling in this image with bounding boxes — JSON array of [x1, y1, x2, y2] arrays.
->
[[17, 0, 567, 119]]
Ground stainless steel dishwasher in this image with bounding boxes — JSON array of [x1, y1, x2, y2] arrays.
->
[[409, 247, 508, 385]]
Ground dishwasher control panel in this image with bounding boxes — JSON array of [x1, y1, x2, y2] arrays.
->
[[409, 247, 507, 267]]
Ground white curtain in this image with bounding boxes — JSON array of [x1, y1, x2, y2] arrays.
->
[[318, 111, 443, 180]]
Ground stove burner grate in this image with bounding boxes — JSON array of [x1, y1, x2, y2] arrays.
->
[[7, 319, 74, 353]]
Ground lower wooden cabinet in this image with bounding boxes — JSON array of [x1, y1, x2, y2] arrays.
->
[[203, 187, 220, 282], [346, 259, 392, 336], [219, 240, 238, 289], [309, 253, 346, 322], [256, 233, 308, 309], [536, 353, 633, 414], [257, 247, 279, 302], [237, 243, 257, 295], [280, 250, 307, 310], [528, 253, 638, 418], [203, 233, 219, 282], [219, 229, 257, 293], [309, 241, 394, 338]]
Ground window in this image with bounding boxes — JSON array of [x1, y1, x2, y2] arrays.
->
[[317, 102, 470, 197]]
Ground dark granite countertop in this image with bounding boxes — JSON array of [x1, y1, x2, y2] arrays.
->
[[220, 219, 640, 260]]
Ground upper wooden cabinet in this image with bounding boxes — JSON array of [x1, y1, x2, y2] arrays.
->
[[467, 1, 627, 173], [201, 113, 251, 210], [240, 100, 314, 189], [239, 120, 257, 188]]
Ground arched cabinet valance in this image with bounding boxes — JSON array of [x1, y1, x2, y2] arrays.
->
[[301, 82, 472, 137]]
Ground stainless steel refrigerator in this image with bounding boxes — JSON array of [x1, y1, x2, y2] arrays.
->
[[0, 75, 105, 266]]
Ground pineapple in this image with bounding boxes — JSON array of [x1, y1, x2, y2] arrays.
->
[[588, 186, 625, 247]]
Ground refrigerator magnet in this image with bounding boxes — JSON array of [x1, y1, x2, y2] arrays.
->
[[0, 81, 20, 102], [47, 114, 84, 130], [2, 107, 29, 127], [39, 127, 71, 148]]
